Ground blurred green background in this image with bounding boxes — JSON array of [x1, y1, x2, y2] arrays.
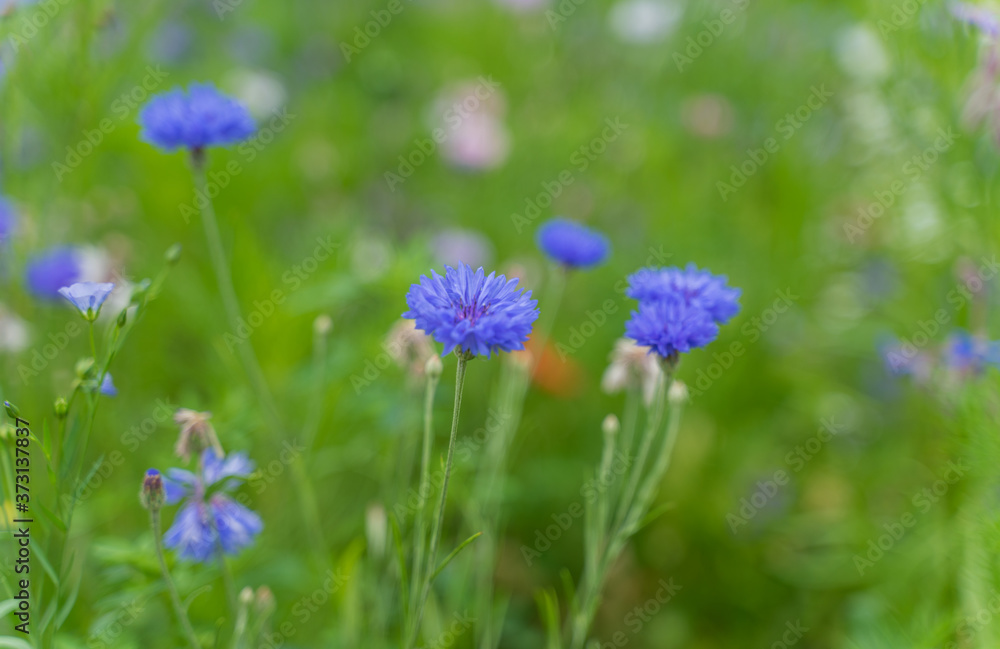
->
[[2, 0, 999, 646]]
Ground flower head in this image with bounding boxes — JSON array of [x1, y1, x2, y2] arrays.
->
[[944, 331, 1000, 373], [536, 218, 611, 269], [626, 264, 741, 324], [386, 319, 436, 377], [173, 408, 222, 462], [625, 297, 719, 360], [162, 448, 262, 562], [601, 338, 662, 405], [951, 2, 1000, 37], [139, 83, 256, 152], [25, 247, 82, 299], [403, 264, 539, 358], [880, 339, 933, 381], [99, 373, 117, 397], [0, 197, 17, 242], [58, 281, 115, 321]]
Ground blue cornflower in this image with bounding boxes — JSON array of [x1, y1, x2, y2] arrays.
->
[[58, 282, 115, 321], [625, 297, 720, 359], [626, 264, 741, 324], [0, 197, 16, 242], [879, 339, 932, 381], [99, 374, 117, 397], [162, 448, 262, 562], [403, 263, 540, 358], [951, 2, 1000, 36], [944, 331, 1000, 373], [536, 218, 610, 269], [139, 83, 256, 152], [25, 247, 82, 299]]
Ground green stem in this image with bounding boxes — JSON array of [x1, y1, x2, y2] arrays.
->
[[191, 157, 279, 422], [410, 371, 440, 620], [407, 354, 469, 649], [217, 540, 238, 614], [151, 508, 201, 649]]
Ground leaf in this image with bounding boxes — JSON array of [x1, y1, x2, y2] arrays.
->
[[0, 601, 22, 618], [55, 550, 83, 628], [34, 500, 67, 534], [30, 539, 58, 588], [534, 588, 562, 649], [0, 636, 33, 649], [430, 531, 482, 582]]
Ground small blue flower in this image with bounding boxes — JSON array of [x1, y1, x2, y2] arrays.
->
[[162, 448, 262, 562], [944, 331, 1000, 373], [951, 2, 1000, 36], [0, 197, 17, 242], [536, 218, 610, 269], [25, 247, 82, 299], [99, 374, 117, 397], [403, 263, 540, 358], [627, 264, 741, 324], [139, 83, 256, 152], [58, 282, 115, 321], [625, 297, 719, 359]]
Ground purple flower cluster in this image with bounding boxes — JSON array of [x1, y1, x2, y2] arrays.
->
[[881, 330, 1000, 382], [403, 263, 539, 358], [536, 218, 610, 269], [624, 264, 741, 360], [161, 449, 262, 562], [139, 83, 255, 152]]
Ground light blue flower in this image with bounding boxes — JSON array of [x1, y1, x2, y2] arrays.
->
[[944, 331, 1000, 374], [58, 282, 115, 321], [139, 83, 256, 152], [162, 449, 262, 562], [536, 218, 611, 269], [99, 374, 117, 397]]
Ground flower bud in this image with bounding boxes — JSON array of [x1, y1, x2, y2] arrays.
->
[[54, 398, 68, 419], [425, 354, 443, 380], [239, 587, 255, 607], [117, 309, 128, 329], [75, 358, 96, 380], [314, 314, 333, 337], [602, 414, 620, 437], [255, 586, 276, 618], [130, 279, 152, 304], [140, 469, 166, 511], [4, 400, 19, 419], [668, 380, 689, 405], [165, 243, 182, 266]]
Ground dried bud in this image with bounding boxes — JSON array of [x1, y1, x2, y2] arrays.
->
[[314, 314, 333, 337], [4, 400, 19, 419], [165, 243, 182, 266], [140, 469, 165, 510], [173, 408, 222, 462], [425, 354, 443, 380], [365, 503, 388, 560], [602, 414, 620, 437], [668, 380, 689, 405], [255, 586, 276, 618], [239, 587, 255, 607], [54, 398, 68, 419]]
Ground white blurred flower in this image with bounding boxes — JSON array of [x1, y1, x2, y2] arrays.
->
[[601, 338, 662, 405], [0, 306, 29, 353], [609, 0, 683, 43], [227, 69, 287, 120], [835, 25, 890, 83], [433, 80, 511, 171]]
